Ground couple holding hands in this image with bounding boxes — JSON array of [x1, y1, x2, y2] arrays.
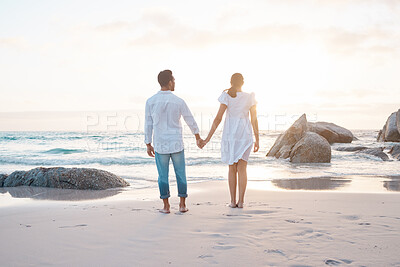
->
[[144, 70, 259, 213]]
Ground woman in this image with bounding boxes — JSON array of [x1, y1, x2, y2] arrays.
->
[[204, 73, 259, 208]]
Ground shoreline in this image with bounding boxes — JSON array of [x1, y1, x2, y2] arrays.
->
[[1, 180, 400, 266]]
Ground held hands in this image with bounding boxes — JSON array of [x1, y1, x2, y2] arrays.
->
[[196, 138, 207, 149]]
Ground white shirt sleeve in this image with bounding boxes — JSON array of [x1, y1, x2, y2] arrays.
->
[[144, 100, 153, 144], [181, 100, 199, 135]]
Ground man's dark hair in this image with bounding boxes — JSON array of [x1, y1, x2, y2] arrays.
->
[[158, 70, 173, 87]]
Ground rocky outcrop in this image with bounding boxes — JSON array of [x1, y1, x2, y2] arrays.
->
[[266, 114, 308, 159], [0, 174, 7, 187], [389, 145, 400, 160], [289, 132, 331, 163], [397, 111, 400, 135], [266, 114, 346, 163], [1, 167, 129, 190], [335, 146, 390, 161], [356, 148, 389, 161], [335, 146, 368, 152], [377, 110, 400, 142], [307, 122, 354, 144]]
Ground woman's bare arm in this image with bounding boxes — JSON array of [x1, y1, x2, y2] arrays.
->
[[205, 104, 227, 143], [250, 105, 259, 152]]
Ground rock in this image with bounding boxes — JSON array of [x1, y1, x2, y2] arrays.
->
[[397, 110, 400, 135], [1, 167, 129, 190], [377, 128, 385, 142], [0, 174, 7, 187], [289, 132, 331, 163], [377, 110, 400, 142], [385, 112, 400, 141], [389, 145, 400, 160], [267, 114, 308, 158], [357, 148, 389, 161], [307, 122, 354, 144], [335, 146, 368, 152]]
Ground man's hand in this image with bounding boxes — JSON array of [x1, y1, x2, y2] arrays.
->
[[146, 143, 155, 157], [253, 140, 259, 153], [197, 138, 206, 149]]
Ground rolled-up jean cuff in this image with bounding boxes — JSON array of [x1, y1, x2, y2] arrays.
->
[[160, 194, 170, 199], [178, 193, 188, 198]]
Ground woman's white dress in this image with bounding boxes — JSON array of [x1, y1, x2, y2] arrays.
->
[[218, 91, 257, 165]]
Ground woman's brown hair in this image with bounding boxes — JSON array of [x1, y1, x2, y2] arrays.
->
[[225, 73, 244, 98]]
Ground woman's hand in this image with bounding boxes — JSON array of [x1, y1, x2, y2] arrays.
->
[[253, 140, 259, 152]]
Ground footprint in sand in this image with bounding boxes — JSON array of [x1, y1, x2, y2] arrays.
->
[[296, 229, 314, 236], [264, 249, 286, 257], [131, 208, 143, 212], [198, 254, 217, 264], [212, 245, 236, 250], [59, 224, 88, 228], [223, 214, 252, 218], [342, 215, 360, 221], [285, 219, 312, 224], [198, 254, 213, 259], [324, 259, 353, 265], [244, 210, 276, 215], [358, 222, 371, 226]]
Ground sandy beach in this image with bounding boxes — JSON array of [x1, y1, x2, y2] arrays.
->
[[1, 181, 400, 266]]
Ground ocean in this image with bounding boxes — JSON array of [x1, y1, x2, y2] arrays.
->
[[0, 130, 399, 193]]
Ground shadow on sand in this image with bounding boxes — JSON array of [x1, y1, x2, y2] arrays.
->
[[272, 177, 351, 191], [0, 186, 124, 201], [383, 176, 400, 192]]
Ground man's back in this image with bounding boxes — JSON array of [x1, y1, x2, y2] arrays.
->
[[145, 91, 199, 154]]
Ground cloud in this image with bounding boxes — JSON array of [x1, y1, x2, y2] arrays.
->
[[89, 9, 399, 59], [95, 21, 131, 32], [0, 37, 28, 50], [319, 27, 399, 56]]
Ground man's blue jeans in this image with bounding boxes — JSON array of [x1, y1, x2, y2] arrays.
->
[[155, 150, 188, 199]]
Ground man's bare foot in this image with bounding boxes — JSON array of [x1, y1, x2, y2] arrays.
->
[[237, 202, 244, 208], [179, 206, 189, 213], [159, 208, 170, 214], [228, 202, 237, 208]]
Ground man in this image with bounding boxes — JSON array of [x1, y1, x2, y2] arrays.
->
[[144, 70, 203, 214]]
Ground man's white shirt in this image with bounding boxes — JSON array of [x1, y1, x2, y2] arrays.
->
[[144, 91, 199, 154]]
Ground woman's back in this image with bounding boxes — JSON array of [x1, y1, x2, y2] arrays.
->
[[218, 90, 257, 165]]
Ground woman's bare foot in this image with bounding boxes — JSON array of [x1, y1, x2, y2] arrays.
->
[[228, 202, 237, 208], [237, 202, 244, 208], [179, 206, 189, 213]]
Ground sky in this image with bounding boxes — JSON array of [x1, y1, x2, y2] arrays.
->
[[0, 0, 399, 131]]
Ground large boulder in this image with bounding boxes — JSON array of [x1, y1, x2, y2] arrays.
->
[[289, 132, 331, 163], [266, 114, 308, 158], [397, 111, 400, 135], [307, 122, 354, 144], [377, 110, 400, 142], [389, 145, 400, 160], [1, 167, 129, 190]]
